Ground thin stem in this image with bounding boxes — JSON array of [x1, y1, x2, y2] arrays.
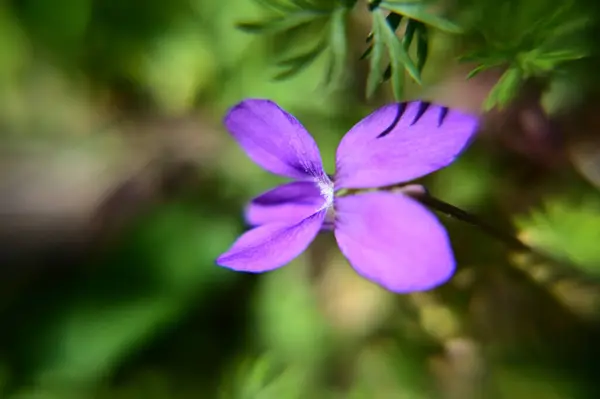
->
[[415, 192, 531, 252], [416, 192, 600, 285]]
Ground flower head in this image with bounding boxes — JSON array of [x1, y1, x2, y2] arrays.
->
[[216, 99, 478, 293]]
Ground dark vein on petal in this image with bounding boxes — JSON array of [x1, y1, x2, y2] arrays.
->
[[410, 101, 431, 125], [376, 102, 406, 138], [438, 106, 449, 127]]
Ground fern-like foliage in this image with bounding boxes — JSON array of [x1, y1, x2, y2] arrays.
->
[[237, 0, 354, 87], [460, 0, 591, 110], [238, 0, 462, 99]]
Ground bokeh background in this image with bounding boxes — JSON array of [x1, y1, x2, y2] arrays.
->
[[1, 0, 600, 397]]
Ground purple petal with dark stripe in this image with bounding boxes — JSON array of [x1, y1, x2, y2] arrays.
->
[[335, 101, 479, 190]]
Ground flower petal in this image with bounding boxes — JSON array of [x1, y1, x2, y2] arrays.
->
[[225, 99, 326, 179], [245, 181, 326, 226], [334, 192, 455, 293], [217, 210, 326, 272], [335, 101, 479, 189]]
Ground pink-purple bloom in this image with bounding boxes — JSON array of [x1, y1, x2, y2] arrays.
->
[[216, 99, 479, 293]]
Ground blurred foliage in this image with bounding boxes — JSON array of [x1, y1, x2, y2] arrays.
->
[[238, 0, 462, 99], [517, 196, 600, 275], [363, 1, 461, 99], [236, 0, 349, 85], [1, 0, 600, 398], [459, 0, 592, 109]]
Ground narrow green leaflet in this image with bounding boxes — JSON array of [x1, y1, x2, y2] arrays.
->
[[375, 10, 421, 100], [375, 12, 421, 82], [366, 12, 403, 44], [520, 48, 588, 76], [477, 40, 586, 110], [402, 18, 417, 50], [363, 13, 402, 61], [326, 7, 349, 87], [251, 0, 338, 13], [237, 11, 326, 34], [463, 0, 590, 111], [366, 10, 386, 98], [415, 22, 428, 72], [289, 0, 318, 9], [465, 64, 491, 80], [541, 15, 590, 43], [386, 50, 405, 100], [483, 67, 522, 110], [537, 48, 588, 63], [274, 39, 327, 80], [462, 51, 509, 81], [237, 0, 352, 84], [250, 0, 297, 13], [380, 1, 462, 33]]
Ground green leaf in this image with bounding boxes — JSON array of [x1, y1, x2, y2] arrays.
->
[[387, 57, 404, 101], [363, 13, 402, 59], [250, 0, 297, 13], [288, 0, 339, 12], [465, 64, 490, 79], [366, 12, 403, 43], [515, 47, 585, 77], [542, 15, 590, 43], [366, 11, 386, 98], [289, 0, 316, 8], [377, 0, 422, 5], [533, 48, 588, 69], [251, 0, 337, 12], [380, 1, 462, 33], [402, 18, 417, 50], [462, 0, 590, 80], [459, 50, 509, 65], [375, 10, 421, 99], [415, 22, 428, 72], [461, 52, 508, 79], [236, 11, 325, 34], [326, 7, 349, 87], [376, 10, 420, 83], [483, 67, 522, 111], [274, 39, 327, 80]]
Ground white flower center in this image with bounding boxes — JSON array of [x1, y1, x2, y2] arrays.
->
[[316, 175, 334, 210]]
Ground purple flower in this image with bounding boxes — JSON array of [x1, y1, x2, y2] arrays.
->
[[216, 99, 478, 293]]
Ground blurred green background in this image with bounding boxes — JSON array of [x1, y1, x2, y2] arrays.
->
[[1, 0, 600, 397]]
